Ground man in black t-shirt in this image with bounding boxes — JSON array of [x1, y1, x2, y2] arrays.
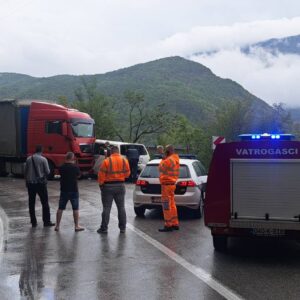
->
[[54, 152, 84, 232]]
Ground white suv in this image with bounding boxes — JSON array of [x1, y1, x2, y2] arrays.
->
[[93, 140, 150, 174], [133, 158, 207, 218]]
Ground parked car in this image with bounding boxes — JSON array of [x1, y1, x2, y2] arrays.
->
[[133, 158, 207, 218], [93, 139, 150, 175]]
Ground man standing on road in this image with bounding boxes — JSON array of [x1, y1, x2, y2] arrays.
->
[[158, 145, 180, 232], [24, 145, 55, 228], [54, 152, 84, 232], [126, 147, 140, 183], [97, 145, 130, 234]]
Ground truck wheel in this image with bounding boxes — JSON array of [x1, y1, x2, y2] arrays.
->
[[47, 160, 55, 180], [134, 206, 146, 217], [213, 235, 228, 252], [0, 160, 8, 177], [0, 170, 8, 177]]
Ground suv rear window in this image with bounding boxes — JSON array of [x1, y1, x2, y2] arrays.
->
[[121, 144, 147, 155], [140, 164, 190, 178]]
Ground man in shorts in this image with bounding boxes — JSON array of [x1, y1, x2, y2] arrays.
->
[[54, 152, 84, 232]]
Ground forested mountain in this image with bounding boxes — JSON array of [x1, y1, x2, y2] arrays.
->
[[0, 56, 272, 124]]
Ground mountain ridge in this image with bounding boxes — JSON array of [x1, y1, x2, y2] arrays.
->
[[0, 56, 272, 124], [243, 34, 300, 55]]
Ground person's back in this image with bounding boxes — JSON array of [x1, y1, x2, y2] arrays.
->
[[126, 148, 139, 182], [24, 144, 54, 227], [97, 145, 130, 234], [25, 152, 50, 183], [126, 148, 139, 160], [59, 162, 80, 192], [55, 152, 84, 232]]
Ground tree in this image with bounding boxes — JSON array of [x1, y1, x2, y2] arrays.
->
[[57, 96, 69, 107], [157, 115, 213, 168], [158, 116, 196, 152], [72, 78, 116, 139], [212, 101, 250, 142], [115, 91, 175, 143], [260, 103, 293, 133]]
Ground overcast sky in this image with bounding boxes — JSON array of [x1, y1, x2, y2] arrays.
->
[[0, 0, 300, 106]]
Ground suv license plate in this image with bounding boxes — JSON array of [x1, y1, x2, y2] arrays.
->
[[151, 197, 162, 203], [251, 228, 286, 237]]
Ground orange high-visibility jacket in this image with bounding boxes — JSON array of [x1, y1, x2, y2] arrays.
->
[[98, 153, 130, 185], [159, 153, 180, 185]]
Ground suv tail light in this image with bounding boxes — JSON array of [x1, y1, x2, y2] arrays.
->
[[177, 180, 196, 187], [136, 180, 149, 186]]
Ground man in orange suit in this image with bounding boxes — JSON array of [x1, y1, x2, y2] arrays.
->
[[158, 145, 180, 232]]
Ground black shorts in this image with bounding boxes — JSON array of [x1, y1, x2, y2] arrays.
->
[[59, 191, 79, 210]]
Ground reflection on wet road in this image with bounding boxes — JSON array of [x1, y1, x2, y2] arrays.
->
[[1, 177, 300, 299]]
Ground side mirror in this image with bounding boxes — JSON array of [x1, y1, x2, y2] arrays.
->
[[62, 122, 68, 136]]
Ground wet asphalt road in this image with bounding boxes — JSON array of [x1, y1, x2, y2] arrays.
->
[[1, 178, 300, 300]]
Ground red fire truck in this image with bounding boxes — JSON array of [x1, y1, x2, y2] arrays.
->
[[205, 133, 300, 251]]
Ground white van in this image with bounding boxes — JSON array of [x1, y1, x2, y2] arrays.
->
[[93, 139, 150, 174]]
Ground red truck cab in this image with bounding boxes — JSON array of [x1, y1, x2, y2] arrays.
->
[[205, 133, 300, 251], [27, 102, 95, 177]]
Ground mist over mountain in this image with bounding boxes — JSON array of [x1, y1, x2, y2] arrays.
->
[[190, 34, 300, 110], [243, 34, 300, 56], [193, 34, 300, 57]]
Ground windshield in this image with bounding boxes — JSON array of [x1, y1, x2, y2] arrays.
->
[[140, 164, 190, 178], [71, 122, 94, 138]]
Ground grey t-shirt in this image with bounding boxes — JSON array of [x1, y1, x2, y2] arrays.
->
[[25, 153, 50, 183]]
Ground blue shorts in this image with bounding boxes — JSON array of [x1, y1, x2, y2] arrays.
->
[[59, 191, 79, 210]]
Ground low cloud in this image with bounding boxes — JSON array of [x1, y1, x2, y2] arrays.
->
[[156, 17, 300, 55], [0, 2, 299, 107], [148, 17, 300, 107], [190, 49, 300, 107]]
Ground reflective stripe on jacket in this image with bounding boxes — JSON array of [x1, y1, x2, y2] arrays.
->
[[159, 154, 180, 184], [98, 153, 130, 185]]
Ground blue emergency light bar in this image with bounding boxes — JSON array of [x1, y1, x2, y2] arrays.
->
[[239, 133, 295, 141]]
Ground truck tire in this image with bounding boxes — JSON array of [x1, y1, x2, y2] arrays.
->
[[0, 160, 8, 177], [0, 170, 8, 177], [47, 160, 55, 180], [134, 206, 146, 217], [213, 235, 228, 252]]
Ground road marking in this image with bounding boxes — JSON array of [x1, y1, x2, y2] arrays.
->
[[112, 215, 243, 300], [0, 215, 3, 253], [0, 206, 8, 256], [64, 183, 243, 299]]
